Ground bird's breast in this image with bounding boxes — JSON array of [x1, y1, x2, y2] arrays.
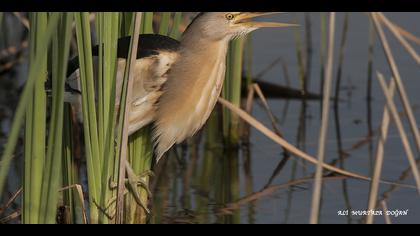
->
[[153, 42, 229, 160]]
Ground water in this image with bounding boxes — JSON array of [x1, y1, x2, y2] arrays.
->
[[151, 12, 420, 224], [1, 12, 419, 224]]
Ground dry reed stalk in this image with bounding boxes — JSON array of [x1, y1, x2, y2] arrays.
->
[[380, 200, 392, 224], [0, 210, 21, 223], [12, 12, 29, 29], [0, 187, 22, 215], [224, 175, 347, 211], [375, 13, 420, 45], [252, 83, 291, 186], [218, 97, 408, 185], [371, 12, 420, 155], [241, 84, 255, 140], [310, 12, 335, 224], [253, 84, 284, 137], [377, 13, 420, 64], [59, 184, 88, 224], [366, 74, 395, 224], [377, 74, 420, 193], [115, 12, 142, 224]]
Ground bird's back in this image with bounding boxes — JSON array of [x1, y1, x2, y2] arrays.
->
[[66, 34, 180, 78]]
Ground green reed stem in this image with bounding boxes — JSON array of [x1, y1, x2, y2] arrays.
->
[[22, 12, 48, 224], [0, 13, 3, 31], [141, 12, 154, 34], [170, 13, 183, 39], [95, 12, 120, 224], [293, 14, 306, 93], [120, 12, 133, 37], [62, 105, 81, 223], [38, 13, 73, 224], [74, 12, 101, 223], [159, 12, 171, 36], [222, 38, 244, 144]]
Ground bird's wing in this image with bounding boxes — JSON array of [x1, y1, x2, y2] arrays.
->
[[61, 34, 180, 135]]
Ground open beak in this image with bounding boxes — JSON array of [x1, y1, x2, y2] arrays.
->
[[234, 12, 298, 28]]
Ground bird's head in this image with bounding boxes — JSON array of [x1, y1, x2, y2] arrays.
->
[[183, 12, 297, 41]]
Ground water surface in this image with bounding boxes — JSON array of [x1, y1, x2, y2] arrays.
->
[[151, 12, 420, 224]]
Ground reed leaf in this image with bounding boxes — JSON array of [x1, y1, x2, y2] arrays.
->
[[0, 12, 60, 223], [39, 12, 73, 224], [62, 105, 81, 223], [74, 12, 101, 223], [23, 12, 48, 224], [124, 12, 156, 224], [95, 12, 120, 224], [158, 12, 171, 36], [141, 12, 154, 34], [120, 12, 133, 37]]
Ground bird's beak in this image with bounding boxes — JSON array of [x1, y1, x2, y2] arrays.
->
[[234, 12, 298, 28]]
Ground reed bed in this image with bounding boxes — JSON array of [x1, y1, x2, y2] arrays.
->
[[0, 12, 182, 224], [0, 12, 419, 224], [365, 12, 420, 223]]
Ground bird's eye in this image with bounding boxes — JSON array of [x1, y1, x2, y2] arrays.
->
[[225, 14, 235, 21]]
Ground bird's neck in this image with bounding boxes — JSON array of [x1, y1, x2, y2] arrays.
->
[[180, 30, 230, 54], [177, 34, 231, 80]]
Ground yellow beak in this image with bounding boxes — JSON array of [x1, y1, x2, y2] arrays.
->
[[234, 12, 298, 28]]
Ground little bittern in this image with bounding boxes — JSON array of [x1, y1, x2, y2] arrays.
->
[[65, 12, 295, 162]]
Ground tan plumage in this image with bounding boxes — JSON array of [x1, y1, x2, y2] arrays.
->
[[152, 12, 295, 161], [64, 12, 295, 162], [153, 36, 229, 161], [113, 52, 179, 135], [66, 52, 178, 135]]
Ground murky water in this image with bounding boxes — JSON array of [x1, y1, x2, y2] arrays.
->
[[1, 12, 419, 224]]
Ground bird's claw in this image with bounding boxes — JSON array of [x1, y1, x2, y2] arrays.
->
[[100, 168, 154, 219], [125, 162, 154, 215]]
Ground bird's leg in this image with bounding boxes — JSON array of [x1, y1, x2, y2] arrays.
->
[[94, 180, 124, 221], [125, 160, 154, 215], [96, 165, 154, 220], [95, 178, 131, 220], [94, 197, 118, 220]]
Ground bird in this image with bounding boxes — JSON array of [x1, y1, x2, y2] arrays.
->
[[64, 12, 295, 162]]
